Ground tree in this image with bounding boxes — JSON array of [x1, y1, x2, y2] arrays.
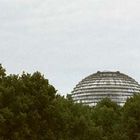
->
[[92, 98, 121, 139], [0, 66, 56, 140], [122, 94, 140, 140], [2, 64, 140, 140]]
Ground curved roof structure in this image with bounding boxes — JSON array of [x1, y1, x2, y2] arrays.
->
[[72, 71, 140, 106]]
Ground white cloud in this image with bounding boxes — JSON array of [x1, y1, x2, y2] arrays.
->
[[0, 0, 140, 94]]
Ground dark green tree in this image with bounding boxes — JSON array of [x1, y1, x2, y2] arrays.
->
[[122, 94, 140, 140], [92, 98, 121, 139], [2, 64, 140, 140], [0, 66, 56, 140]]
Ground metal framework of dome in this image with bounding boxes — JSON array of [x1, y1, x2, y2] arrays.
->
[[72, 71, 140, 106]]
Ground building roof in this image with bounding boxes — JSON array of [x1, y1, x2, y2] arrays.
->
[[72, 71, 140, 106]]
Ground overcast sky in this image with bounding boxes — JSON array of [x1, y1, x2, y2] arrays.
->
[[1, 0, 140, 95]]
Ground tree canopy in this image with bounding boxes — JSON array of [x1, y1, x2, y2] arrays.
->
[[0, 65, 140, 140]]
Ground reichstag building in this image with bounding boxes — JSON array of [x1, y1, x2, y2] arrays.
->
[[72, 71, 140, 106]]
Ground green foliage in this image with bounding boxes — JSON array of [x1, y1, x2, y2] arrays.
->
[[0, 64, 140, 140], [121, 95, 140, 140], [0, 66, 56, 140]]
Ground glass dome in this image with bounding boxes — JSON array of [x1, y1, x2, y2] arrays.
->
[[72, 71, 140, 106]]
